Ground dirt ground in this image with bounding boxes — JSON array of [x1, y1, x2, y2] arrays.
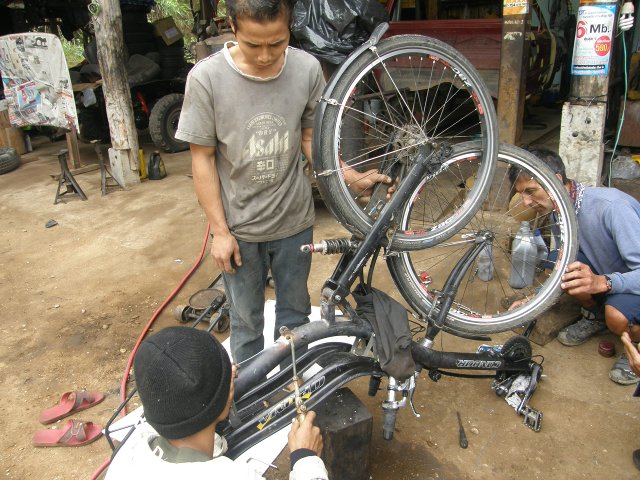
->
[[1, 132, 639, 480]]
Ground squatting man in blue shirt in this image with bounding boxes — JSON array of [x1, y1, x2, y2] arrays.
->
[[510, 147, 640, 385]]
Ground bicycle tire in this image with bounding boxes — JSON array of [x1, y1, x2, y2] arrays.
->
[[387, 142, 578, 334], [314, 34, 498, 251]]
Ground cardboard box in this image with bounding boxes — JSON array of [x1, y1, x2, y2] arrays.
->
[[194, 32, 235, 61], [152, 17, 183, 46]]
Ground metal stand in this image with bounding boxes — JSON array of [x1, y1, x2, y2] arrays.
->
[[94, 142, 123, 196], [54, 149, 87, 204]]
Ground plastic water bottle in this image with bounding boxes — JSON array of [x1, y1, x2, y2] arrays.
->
[[509, 221, 537, 288], [533, 229, 548, 272], [476, 244, 493, 281]]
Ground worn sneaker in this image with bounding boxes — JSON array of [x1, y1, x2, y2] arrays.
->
[[557, 317, 607, 346], [609, 353, 640, 385]]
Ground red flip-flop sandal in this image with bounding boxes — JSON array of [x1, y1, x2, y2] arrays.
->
[[38, 391, 105, 425], [32, 419, 103, 447]]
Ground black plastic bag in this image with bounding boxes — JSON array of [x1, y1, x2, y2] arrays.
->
[[291, 0, 388, 64]]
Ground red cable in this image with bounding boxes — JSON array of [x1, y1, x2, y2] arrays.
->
[[89, 223, 211, 480], [90, 459, 111, 480], [119, 222, 211, 410]]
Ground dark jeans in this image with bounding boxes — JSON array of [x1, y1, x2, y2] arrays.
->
[[223, 227, 312, 363]]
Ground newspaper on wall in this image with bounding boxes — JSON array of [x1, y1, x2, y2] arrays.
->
[[0, 33, 78, 131]]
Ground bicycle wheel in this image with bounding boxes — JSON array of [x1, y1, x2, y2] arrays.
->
[[387, 143, 578, 334], [314, 35, 497, 251]]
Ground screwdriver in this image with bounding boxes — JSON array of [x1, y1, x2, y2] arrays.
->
[[456, 411, 468, 449]]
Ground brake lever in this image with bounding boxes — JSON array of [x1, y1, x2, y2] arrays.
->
[[408, 372, 421, 418]]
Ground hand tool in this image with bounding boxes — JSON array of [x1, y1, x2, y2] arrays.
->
[[286, 333, 307, 424], [456, 411, 468, 449]]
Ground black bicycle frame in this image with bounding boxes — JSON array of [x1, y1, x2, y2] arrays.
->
[[223, 145, 538, 456]]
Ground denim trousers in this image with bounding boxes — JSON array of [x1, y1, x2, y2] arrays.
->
[[223, 227, 312, 363]]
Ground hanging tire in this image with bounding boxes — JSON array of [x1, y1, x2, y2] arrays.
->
[[149, 93, 188, 153], [313, 34, 498, 251], [0, 147, 21, 175]]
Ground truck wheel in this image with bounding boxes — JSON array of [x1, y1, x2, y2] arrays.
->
[[0, 147, 20, 175], [149, 93, 188, 153]]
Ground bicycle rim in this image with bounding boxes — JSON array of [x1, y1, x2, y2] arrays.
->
[[387, 143, 578, 334], [314, 35, 497, 250]]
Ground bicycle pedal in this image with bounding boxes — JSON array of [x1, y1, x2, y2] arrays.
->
[[520, 405, 543, 432]]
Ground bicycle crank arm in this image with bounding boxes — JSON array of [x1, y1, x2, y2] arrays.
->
[[516, 363, 541, 415], [514, 363, 543, 432]]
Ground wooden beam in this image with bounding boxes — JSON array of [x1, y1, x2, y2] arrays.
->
[[496, 0, 532, 145], [92, 0, 140, 187]]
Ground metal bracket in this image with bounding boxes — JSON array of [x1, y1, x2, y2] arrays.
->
[[351, 333, 376, 357]]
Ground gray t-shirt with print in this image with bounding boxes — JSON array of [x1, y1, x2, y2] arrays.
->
[[175, 45, 325, 242]]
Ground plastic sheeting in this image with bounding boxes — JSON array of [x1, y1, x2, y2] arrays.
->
[[291, 0, 388, 64]]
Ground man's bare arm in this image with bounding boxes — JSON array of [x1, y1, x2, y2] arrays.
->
[[302, 127, 393, 196], [191, 144, 241, 273]]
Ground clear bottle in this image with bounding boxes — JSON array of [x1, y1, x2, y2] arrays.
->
[[509, 221, 537, 288], [476, 244, 493, 281], [533, 229, 549, 273]]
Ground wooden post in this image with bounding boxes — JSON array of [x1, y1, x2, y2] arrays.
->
[[496, 0, 531, 144], [92, 0, 140, 187], [65, 129, 82, 170], [314, 388, 372, 480], [558, 1, 617, 186], [427, 0, 438, 20]]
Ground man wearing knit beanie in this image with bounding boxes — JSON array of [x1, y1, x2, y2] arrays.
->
[[106, 327, 328, 479]]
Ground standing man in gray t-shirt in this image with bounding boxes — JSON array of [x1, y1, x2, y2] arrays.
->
[[176, 0, 390, 364]]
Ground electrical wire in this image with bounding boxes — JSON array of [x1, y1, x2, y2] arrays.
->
[[608, 27, 629, 187], [89, 223, 211, 480]]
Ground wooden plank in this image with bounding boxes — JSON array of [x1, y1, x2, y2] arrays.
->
[[65, 130, 82, 169], [49, 164, 100, 180]]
